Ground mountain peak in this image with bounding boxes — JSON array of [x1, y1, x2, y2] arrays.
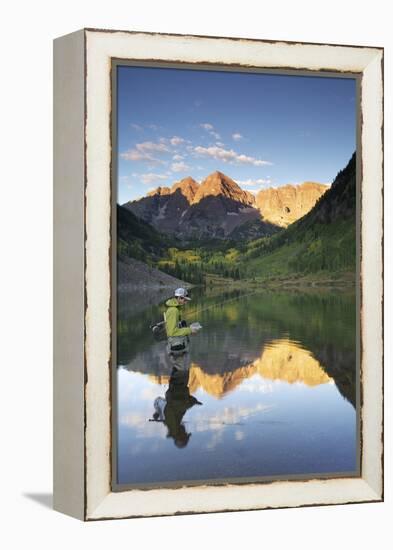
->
[[147, 186, 171, 197], [193, 171, 255, 206], [171, 177, 199, 202]]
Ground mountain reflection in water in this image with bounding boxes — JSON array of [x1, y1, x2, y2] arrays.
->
[[149, 339, 332, 398], [116, 288, 358, 486]]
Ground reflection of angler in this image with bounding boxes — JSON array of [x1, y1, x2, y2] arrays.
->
[[150, 370, 202, 448]]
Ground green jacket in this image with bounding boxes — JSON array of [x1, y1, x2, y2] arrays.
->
[[165, 298, 192, 337]]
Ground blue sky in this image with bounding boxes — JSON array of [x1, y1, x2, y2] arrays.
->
[[117, 65, 356, 204]]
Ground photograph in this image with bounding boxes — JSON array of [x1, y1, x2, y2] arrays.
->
[[2, 0, 388, 542], [113, 62, 359, 489]]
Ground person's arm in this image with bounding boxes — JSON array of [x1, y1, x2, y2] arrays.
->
[[165, 307, 192, 337]]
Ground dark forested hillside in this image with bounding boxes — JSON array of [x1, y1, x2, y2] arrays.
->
[[242, 153, 357, 278], [117, 204, 172, 263]]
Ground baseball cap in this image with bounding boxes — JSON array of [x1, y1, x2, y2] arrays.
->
[[174, 288, 191, 301]]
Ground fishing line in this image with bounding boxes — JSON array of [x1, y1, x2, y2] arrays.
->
[[151, 288, 264, 345], [180, 288, 265, 321]]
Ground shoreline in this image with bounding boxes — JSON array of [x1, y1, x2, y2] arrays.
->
[[204, 271, 356, 291]]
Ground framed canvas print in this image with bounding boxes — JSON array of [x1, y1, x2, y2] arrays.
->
[[53, 28, 383, 520]]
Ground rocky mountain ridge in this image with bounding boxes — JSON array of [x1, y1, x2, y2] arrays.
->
[[123, 171, 328, 239], [255, 181, 329, 227]]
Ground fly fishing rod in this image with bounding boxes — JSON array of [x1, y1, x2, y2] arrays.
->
[[181, 287, 265, 321], [151, 288, 264, 341]]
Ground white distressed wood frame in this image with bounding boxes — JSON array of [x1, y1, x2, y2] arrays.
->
[[53, 28, 383, 521]]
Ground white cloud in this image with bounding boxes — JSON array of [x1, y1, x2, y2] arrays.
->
[[170, 136, 185, 146], [239, 380, 274, 393], [139, 141, 169, 152], [130, 123, 163, 132], [216, 141, 225, 147], [193, 145, 272, 167], [139, 173, 170, 185], [121, 150, 146, 161], [173, 154, 184, 161], [200, 123, 221, 141], [238, 154, 268, 166], [122, 151, 163, 163], [232, 133, 243, 141], [120, 412, 146, 427], [120, 140, 170, 163], [194, 403, 273, 433], [171, 161, 190, 173]]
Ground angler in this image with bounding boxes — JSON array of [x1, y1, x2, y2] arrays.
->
[[164, 288, 202, 371]]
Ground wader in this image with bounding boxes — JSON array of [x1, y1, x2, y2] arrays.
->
[[166, 336, 191, 372], [164, 305, 191, 372]]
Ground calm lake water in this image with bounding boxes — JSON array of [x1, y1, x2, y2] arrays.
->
[[116, 286, 358, 487]]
